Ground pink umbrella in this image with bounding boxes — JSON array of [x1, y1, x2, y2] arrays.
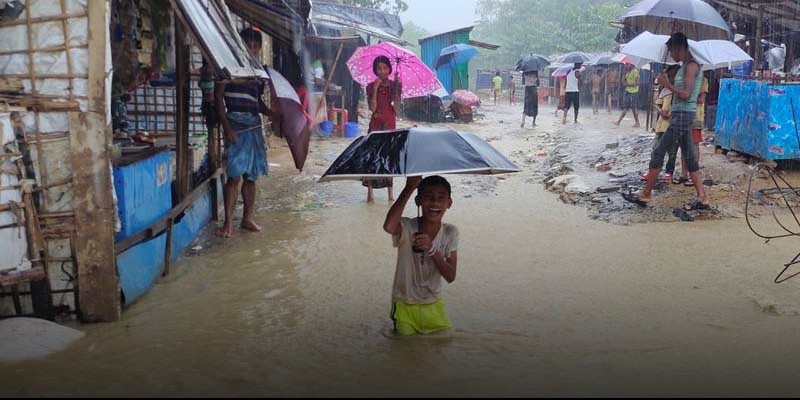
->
[[451, 90, 481, 107], [346, 42, 443, 99]]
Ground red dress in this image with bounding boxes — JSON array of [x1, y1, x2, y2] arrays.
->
[[367, 80, 397, 132], [364, 80, 398, 189]]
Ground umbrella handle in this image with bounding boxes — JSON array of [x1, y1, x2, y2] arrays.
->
[[413, 207, 425, 254]]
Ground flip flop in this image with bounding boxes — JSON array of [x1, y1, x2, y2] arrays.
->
[[684, 199, 711, 211], [622, 192, 650, 207]]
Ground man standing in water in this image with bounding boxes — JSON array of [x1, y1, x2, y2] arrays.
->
[[623, 33, 710, 211], [215, 28, 270, 238]]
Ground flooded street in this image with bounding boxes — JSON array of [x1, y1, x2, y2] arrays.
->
[[5, 103, 800, 397]]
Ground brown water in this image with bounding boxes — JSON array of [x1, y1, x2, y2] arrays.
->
[[3, 104, 800, 397]]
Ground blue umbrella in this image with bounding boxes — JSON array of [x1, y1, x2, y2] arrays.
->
[[435, 44, 479, 69]]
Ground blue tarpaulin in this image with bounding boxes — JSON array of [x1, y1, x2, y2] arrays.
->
[[716, 78, 800, 159]]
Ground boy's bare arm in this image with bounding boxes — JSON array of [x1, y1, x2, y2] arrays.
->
[[431, 251, 457, 283], [383, 177, 421, 235], [216, 82, 236, 142]]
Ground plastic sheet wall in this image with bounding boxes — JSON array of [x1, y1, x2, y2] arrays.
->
[[716, 78, 800, 160]]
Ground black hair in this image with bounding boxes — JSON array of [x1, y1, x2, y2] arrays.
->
[[418, 175, 452, 197], [239, 27, 262, 46], [496, 71, 501, 76], [666, 32, 689, 50], [373, 56, 392, 75]]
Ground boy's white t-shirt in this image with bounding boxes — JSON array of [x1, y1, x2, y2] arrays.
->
[[392, 217, 459, 305]]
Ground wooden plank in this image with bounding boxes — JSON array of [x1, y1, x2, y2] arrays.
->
[[0, 266, 46, 288], [70, 0, 120, 323]]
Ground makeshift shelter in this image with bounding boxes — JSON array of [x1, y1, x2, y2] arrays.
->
[[0, 0, 301, 322]]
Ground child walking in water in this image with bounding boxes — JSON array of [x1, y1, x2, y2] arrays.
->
[[383, 176, 459, 336]]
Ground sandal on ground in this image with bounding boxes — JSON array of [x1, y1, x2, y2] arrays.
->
[[684, 178, 695, 187], [672, 176, 688, 185], [661, 173, 673, 183], [622, 192, 651, 207], [683, 199, 711, 211]]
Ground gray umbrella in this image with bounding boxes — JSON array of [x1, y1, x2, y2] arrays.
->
[[516, 54, 550, 72], [558, 51, 592, 64], [619, 0, 731, 41]]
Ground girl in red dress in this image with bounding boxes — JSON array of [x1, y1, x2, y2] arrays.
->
[[364, 55, 401, 203]]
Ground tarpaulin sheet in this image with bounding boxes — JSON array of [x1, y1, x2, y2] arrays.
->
[[716, 78, 800, 160]]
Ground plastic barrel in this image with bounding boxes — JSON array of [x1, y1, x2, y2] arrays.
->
[[344, 122, 360, 138], [320, 121, 334, 136]]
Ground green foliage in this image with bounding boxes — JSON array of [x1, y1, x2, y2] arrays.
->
[[473, 0, 627, 69], [342, 0, 409, 14], [401, 21, 430, 57]]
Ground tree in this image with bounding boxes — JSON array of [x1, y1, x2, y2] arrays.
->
[[472, 0, 626, 69], [342, 0, 409, 14], [401, 21, 430, 57]]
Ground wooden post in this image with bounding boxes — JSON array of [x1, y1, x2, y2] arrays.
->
[[755, 5, 765, 73], [175, 22, 192, 202], [315, 43, 344, 131], [163, 217, 174, 277], [71, 0, 120, 322]]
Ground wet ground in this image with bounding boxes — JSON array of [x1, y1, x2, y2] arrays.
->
[[5, 101, 800, 396]]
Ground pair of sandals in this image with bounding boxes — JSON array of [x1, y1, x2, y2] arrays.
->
[[671, 176, 696, 187], [622, 192, 711, 211]]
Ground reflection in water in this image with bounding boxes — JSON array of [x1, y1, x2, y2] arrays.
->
[[4, 108, 800, 397]]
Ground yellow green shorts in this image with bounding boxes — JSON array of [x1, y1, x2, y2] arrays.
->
[[391, 299, 452, 336]]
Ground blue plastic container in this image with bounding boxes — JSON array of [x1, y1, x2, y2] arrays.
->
[[320, 121, 334, 136], [345, 122, 360, 138], [113, 151, 174, 242]]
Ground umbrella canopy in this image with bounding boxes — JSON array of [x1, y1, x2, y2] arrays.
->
[[551, 64, 573, 78], [347, 42, 443, 99], [516, 54, 550, 72], [451, 90, 481, 107], [318, 128, 520, 182], [620, 31, 752, 69], [436, 44, 479, 69], [557, 51, 592, 64], [589, 52, 636, 66], [266, 67, 310, 171], [619, 0, 731, 41]]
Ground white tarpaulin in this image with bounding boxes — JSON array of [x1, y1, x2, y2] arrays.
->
[[0, 113, 30, 272]]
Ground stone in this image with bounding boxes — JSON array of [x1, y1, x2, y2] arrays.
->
[[605, 141, 620, 150], [608, 170, 627, 178]]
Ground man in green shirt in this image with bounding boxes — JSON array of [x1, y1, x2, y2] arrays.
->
[[614, 64, 641, 128], [492, 72, 503, 106]]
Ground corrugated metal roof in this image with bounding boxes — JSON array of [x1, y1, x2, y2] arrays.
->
[[419, 26, 474, 43], [225, 0, 310, 46], [173, 0, 267, 79]]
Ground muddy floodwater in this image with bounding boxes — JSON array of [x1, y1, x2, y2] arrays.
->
[[4, 104, 800, 397]]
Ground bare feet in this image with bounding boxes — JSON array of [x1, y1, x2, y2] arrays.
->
[[633, 123, 641, 128], [216, 224, 233, 238], [613, 121, 621, 126], [241, 220, 263, 233]]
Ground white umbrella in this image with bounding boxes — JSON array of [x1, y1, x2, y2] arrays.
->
[[620, 31, 752, 70], [619, 0, 732, 41]]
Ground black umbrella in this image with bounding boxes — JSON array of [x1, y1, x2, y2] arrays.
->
[[516, 54, 550, 72], [318, 127, 520, 182]]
